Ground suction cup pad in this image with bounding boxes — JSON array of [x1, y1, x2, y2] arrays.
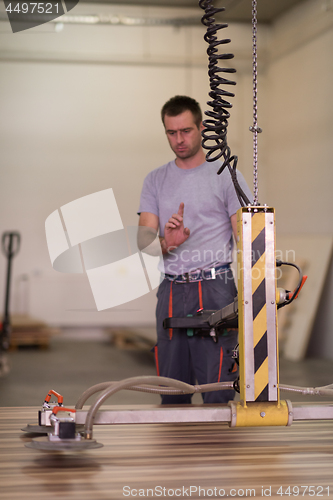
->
[[21, 424, 49, 434], [25, 436, 103, 451]]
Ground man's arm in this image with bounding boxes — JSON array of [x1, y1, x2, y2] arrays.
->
[[137, 212, 162, 255], [138, 212, 170, 255], [138, 212, 159, 232], [230, 213, 238, 240], [138, 203, 190, 255]]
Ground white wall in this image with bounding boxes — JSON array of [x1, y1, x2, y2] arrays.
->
[[265, 0, 333, 359], [0, 3, 257, 327], [0, 1, 332, 357], [266, 0, 333, 234]]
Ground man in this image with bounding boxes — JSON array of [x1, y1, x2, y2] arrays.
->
[[138, 96, 251, 404]]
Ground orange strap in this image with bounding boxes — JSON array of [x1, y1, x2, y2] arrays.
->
[[198, 281, 203, 310], [218, 347, 224, 382], [168, 281, 173, 340], [154, 346, 160, 376]]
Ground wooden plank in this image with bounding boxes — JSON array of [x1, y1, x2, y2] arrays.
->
[[0, 406, 332, 500]]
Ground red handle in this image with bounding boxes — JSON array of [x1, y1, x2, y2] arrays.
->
[[52, 406, 76, 416], [44, 390, 64, 405]]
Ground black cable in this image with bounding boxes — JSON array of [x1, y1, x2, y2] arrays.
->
[[276, 260, 304, 309], [199, 0, 251, 207]]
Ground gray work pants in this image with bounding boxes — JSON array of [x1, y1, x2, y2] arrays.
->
[[154, 268, 238, 404]]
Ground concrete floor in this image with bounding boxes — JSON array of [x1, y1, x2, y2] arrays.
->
[[1, 330, 333, 407]]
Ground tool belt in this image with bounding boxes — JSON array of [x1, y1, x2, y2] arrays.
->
[[163, 264, 230, 284], [163, 298, 238, 342]]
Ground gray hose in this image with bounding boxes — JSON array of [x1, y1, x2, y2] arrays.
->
[[75, 379, 234, 409], [83, 375, 234, 439], [81, 378, 333, 439], [280, 384, 333, 397], [75, 382, 194, 408]]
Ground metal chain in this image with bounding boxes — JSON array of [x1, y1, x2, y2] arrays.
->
[[249, 0, 262, 206]]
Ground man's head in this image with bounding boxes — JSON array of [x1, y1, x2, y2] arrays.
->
[[161, 95, 202, 129], [161, 96, 205, 165]]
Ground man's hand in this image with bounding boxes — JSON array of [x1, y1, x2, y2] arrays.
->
[[163, 202, 190, 253]]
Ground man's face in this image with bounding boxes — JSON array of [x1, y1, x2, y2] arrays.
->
[[164, 110, 203, 160]]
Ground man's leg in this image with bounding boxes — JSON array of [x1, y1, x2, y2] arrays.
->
[[155, 279, 196, 404], [189, 269, 239, 404], [189, 332, 238, 404]]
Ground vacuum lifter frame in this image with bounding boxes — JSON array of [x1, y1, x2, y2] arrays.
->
[[23, 206, 333, 451]]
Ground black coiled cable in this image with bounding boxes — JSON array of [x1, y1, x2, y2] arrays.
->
[[199, 0, 251, 207]]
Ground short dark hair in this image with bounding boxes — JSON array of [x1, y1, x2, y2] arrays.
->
[[161, 95, 202, 128]]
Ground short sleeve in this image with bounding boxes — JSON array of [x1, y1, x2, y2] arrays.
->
[[138, 171, 159, 217]]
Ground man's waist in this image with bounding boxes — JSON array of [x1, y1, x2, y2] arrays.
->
[[163, 264, 230, 283]]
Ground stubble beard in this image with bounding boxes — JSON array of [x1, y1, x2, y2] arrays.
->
[[173, 141, 202, 161]]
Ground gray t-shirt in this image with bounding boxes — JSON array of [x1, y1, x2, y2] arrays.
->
[[138, 160, 252, 275]]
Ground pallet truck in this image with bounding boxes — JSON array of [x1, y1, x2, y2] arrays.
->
[[0, 231, 20, 376]]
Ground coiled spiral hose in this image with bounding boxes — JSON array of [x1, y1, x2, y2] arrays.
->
[[199, 0, 251, 207]]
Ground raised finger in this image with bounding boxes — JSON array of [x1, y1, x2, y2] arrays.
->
[[177, 202, 185, 217]]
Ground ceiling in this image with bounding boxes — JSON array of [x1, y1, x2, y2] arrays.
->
[[76, 0, 308, 24]]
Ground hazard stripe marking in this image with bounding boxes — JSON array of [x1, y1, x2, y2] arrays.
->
[[251, 213, 265, 241], [251, 215, 269, 402], [254, 357, 269, 401], [254, 331, 268, 372], [252, 279, 266, 319], [251, 227, 266, 267], [256, 384, 269, 402], [251, 252, 266, 295], [253, 306, 267, 347], [239, 208, 278, 403]]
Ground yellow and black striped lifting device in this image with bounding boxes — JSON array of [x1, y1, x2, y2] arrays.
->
[[233, 206, 292, 428], [237, 206, 279, 405], [199, 0, 291, 425]]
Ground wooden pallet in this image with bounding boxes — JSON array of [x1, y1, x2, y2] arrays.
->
[[108, 328, 155, 351], [0, 314, 59, 349], [9, 327, 60, 349]]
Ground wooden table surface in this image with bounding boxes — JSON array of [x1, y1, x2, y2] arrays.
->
[[1, 405, 333, 500]]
